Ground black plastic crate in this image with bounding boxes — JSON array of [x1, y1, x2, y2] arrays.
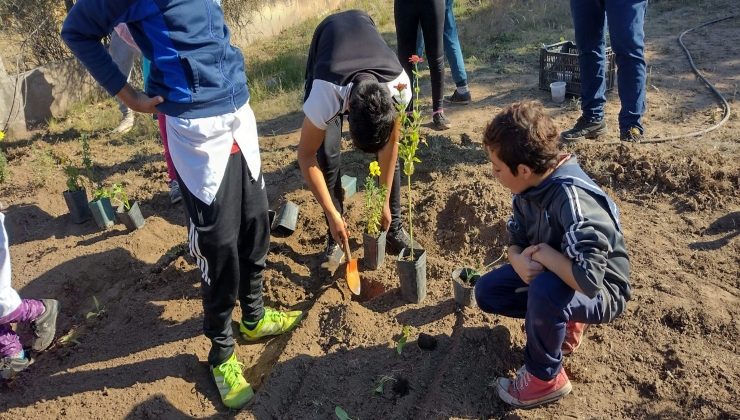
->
[[539, 41, 616, 97]]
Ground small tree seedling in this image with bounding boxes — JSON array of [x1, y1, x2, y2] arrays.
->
[[396, 325, 411, 355], [334, 405, 356, 420], [85, 296, 106, 320], [111, 183, 131, 211], [64, 164, 82, 192]]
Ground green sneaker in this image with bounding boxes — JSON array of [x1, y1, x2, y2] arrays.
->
[[240, 307, 304, 341], [210, 353, 254, 409]]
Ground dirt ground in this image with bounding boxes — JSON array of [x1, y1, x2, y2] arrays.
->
[[1, 1, 739, 419]]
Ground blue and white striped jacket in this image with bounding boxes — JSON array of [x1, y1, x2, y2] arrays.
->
[[62, 0, 248, 119]]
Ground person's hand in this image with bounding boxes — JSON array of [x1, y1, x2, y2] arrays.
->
[[380, 202, 392, 231], [510, 245, 544, 284], [116, 84, 164, 114], [327, 209, 349, 249]]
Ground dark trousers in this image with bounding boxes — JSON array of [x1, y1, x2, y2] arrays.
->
[[570, 0, 648, 131], [395, 0, 446, 111], [178, 151, 269, 366], [318, 114, 403, 234], [475, 264, 606, 381]]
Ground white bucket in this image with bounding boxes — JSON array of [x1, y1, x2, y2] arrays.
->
[[550, 81, 567, 104]]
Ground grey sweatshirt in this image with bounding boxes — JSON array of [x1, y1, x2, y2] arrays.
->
[[507, 156, 631, 321]]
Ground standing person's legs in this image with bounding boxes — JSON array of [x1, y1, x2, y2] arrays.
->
[[570, 0, 608, 122], [606, 0, 647, 135], [443, 0, 467, 89], [236, 167, 269, 326], [395, 0, 422, 112], [178, 154, 244, 367], [419, 0, 446, 113]]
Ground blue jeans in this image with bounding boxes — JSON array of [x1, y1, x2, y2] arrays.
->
[[475, 264, 606, 381], [570, 0, 647, 132], [416, 0, 468, 87]]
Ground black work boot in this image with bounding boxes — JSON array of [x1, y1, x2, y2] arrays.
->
[[31, 299, 59, 352], [561, 116, 607, 141], [444, 89, 471, 105], [620, 126, 644, 143], [432, 111, 451, 131], [386, 227, 423, 254]]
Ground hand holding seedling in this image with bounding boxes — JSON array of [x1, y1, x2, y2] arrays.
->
[[116, 83, 164, 114], [510, 244, 544, 283]]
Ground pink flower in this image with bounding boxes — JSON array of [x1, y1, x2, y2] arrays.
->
[[395, 83, 408, 91], [409, 55, 424, 64]]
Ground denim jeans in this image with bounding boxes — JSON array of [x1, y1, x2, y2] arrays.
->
[[570, 0, 648, 132], [475, 264, 606, 381], [416, 0, 468, 87]]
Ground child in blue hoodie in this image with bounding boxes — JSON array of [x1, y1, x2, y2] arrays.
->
[[475, 101, 631, 408], [62, 1, 303, 409]]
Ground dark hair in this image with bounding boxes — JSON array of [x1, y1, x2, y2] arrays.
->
[[482, 101, 560, 175], [348, 80, 396, 153]]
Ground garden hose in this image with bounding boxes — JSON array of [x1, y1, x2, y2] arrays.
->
[[598, 14, 737, 145], [633, 14, 737, 144]]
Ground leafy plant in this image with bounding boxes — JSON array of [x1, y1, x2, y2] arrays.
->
[[334, 405, 355, 420], [85, 296, 106, 319], [363, 161, 387, 238], [58, 327, 81, 346], [64, 164, 82, 192], [396, 325, 411, 355], [395, 55, 426, 259], [93, 186, 111, 201], [111, 183, 131, 211]]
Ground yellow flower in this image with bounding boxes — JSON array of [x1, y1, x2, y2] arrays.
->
[[369, 161, 381, 177], [0, 131, 5, 141]]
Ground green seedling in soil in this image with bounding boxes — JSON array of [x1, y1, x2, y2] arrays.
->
[[396, 325, 411, 355], [335, 405, 356, 420], [111, 183, 131, 211], [81, 134, 94, 182], [85, 296, 106, 320], [58, 327, 81, 346], [373, 375, 397, 395]]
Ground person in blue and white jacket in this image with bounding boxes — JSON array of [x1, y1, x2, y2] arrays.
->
[[62, 0, 303, 409], [475, 101, 631, 409]]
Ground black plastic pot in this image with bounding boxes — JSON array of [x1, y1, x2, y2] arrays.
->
[[397, 247, 427, 304], [271, 201, 300, 237], [63, 189, 91, 224], [117, 201, 146, 231], [88, 197, 115, 229], [452, 267, 479, 308], [362, 231, 386, 270]]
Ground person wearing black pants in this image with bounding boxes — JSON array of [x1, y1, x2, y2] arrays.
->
[[299, 10, 421, 265], [177, 150, 268, 366], [395, 0, 450, 130]]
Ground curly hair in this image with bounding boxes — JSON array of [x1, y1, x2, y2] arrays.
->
[[348, 79, 396, 153], [482, 101, 560, 175]]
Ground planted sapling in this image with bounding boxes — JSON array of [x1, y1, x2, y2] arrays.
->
[[111, 183, 131, 211]]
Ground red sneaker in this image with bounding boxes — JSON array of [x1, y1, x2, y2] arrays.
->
[[496, 366, 572, 408], [562, 321, 589, 356]]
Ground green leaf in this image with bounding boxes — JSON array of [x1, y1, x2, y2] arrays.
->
[[335, 405, 354, 420], [396, 325, 411, 355], [85, 311, 96, 319]]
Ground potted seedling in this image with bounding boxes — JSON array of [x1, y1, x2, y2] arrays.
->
[[362, 161, 387, 270], [451, 251, 506, 308], [395, 55, 427, 304], [88, 185, 115, 229], [111, 183, 145, 231], [62, 164, 92, 223], [451, 267, 480, 307]]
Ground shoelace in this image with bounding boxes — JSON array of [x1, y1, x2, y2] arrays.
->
[[512, 369, 531, 393], [221, 359, 246, 387]]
